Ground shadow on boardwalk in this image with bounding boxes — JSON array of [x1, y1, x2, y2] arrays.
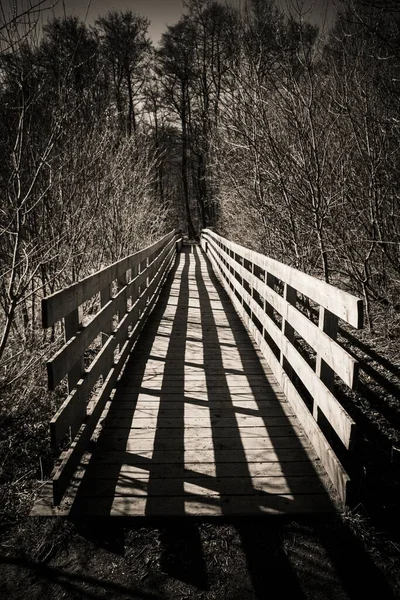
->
[[69, 243, 331, 516]]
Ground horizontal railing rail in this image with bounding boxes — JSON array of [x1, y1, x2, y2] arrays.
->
[[43, 229, 182, 504], [201, 228, 363, 504]]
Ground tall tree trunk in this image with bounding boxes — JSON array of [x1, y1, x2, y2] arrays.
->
[[126, 70, 136, 136], [181, 94, 196, 239]]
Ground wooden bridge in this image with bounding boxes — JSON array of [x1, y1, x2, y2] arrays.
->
[[32, 230, 363, 516]]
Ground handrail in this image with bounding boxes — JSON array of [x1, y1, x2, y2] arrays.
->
[[43, 229, 182, 504], [201, 228, 363, 504]]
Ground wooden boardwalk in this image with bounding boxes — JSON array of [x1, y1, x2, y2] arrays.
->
[[33, 244, 333, 516]]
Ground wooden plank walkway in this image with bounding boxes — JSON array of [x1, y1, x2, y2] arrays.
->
[[33, 244, 334, 516]]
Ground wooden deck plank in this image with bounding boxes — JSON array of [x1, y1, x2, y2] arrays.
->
[[104, 400, 290, 410], [101, 406, 295, 417], [98, 425, 306, 439], [70, 476, 326, 497], [110, 392, 287, 402], [78, 460, 319, 478], [32, 244, 334, 517], [33, 492, 332, 517], [99, 416, 298, 429], [81, 448, 317, 464], [95, 437, 309, 452]]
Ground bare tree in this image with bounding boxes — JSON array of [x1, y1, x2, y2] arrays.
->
[[96, 11, 151, 136]]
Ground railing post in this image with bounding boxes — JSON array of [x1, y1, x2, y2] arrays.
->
[[118, 273, 127, 313], [281, 283, 296, 380], [130, 263, 138, 304], [137, 258, 145, 315], [250, 261, 255, 325], [100, 284, 112, 347], [139, 257, 149, 314], [176, 229, 183, 253], [64, 308, 84, 393], [264, 272, 276, 323], [314, 307, 338, 418], [239, 255, 245, 306], [117, 271, 127, 354], [100, 283, 113, 379], [145, 257, 150, 292], [262, 270, 267, 339]]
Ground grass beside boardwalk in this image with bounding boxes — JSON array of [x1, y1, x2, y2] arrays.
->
[[0, 515, 399, 599]]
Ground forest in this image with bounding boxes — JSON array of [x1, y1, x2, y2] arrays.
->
[[0, 0, 399, 597]]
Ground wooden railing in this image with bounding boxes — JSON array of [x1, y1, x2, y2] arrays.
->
[[201, 229, 363, 504], [43, 229, 182, 504]]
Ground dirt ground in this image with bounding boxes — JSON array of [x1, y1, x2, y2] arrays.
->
[[1, 514, 399, 600]]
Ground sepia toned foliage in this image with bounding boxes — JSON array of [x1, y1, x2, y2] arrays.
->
[[0, 9, 171, 390], [183, 0, 400, 334]]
